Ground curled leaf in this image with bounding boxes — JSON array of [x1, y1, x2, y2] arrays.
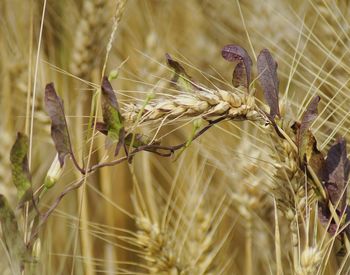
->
[[221, 44, 252, 89], [257, 49, 280, 118], [10, 132, 31, 199], [165, 53, 195, 92], [0, 194, 26, 272], [324, 138, 350, 212], [101, 77, 125, 156], [44, 83, 72, 167]]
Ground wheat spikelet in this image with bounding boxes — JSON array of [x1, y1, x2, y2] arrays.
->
[[123, 87, 262, 125], [297, 246, 322, 275], [129, 151, 229, 274], [135, 216, 180, 274], [70, 0, 126, 78], [268, 118, 313, 215]]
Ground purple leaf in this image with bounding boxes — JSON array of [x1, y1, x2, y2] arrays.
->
[[257, 49, 280, 118], [221, 44, 252, 89], [231, 62, 246, 88], [44, 83, 72, 167], [324, 138, 350, 212]]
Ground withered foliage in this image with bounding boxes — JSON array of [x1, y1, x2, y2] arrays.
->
[[257, 48, 280, 118], [222, 44, 253, 89]]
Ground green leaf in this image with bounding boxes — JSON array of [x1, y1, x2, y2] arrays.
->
[[10, 132, 31, 199], [44, 83, 72, 167], [101, 77, 125, 156], [0, 194, 26, 272]]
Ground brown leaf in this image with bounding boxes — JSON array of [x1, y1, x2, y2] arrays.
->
[[297, 96, 321, 167], [165, 53, 196, 92], [101, 77, 121, 113], [95, 122, 108, 135], [165, 54, 190, 80], [300, 96, 320, 136], [44, 83, 72, 167], [257, 49, 280, 118], [221, 44, 252, 89], [324, 138, 350, 212], [318, 202, 339, 236]]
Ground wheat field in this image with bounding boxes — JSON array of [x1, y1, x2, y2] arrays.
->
[[1, 0, 350, 274]]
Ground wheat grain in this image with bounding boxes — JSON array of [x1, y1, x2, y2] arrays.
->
[[297, 246, 322, 275], [123, 87, 263, 125]]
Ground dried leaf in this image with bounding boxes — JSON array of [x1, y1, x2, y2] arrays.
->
[[94, 121, 158, 148], [95, 122, 108, 135], [318, 202, 350, 237], [221, 44, 252, 89], [16, 187, 34, 209], [101, 77, 125, 156], [300, 96, 320, 136], [10, 132, 31, 199], [318, 202, 339, 236], [0, 194, 26, 271], [324, 138, 350, 212], [257, 49, 280, 117], [44, 83, 72, 167], [231, 62, 246, 88], [165, 53, 194, 92], [297, 96, 321, 167]]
